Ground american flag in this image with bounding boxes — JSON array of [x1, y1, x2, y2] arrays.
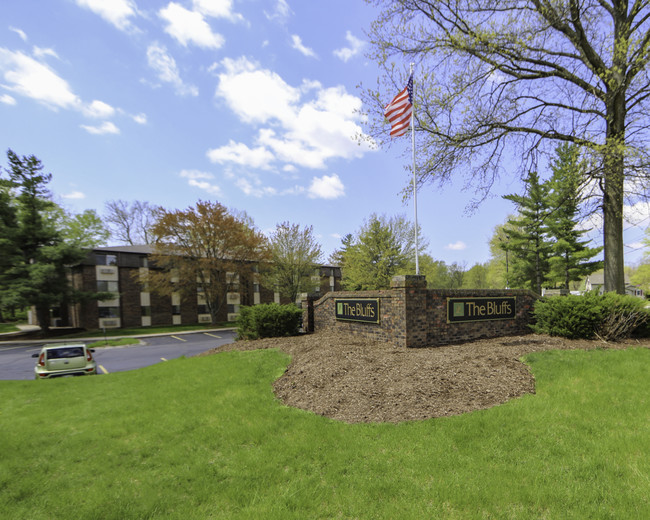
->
[[384, 74, 413, 138]]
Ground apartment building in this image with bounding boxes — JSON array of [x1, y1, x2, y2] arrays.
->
[[64, 245, 341, 330]]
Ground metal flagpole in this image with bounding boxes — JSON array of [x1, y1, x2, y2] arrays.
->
[[411, 63, 419, 275]]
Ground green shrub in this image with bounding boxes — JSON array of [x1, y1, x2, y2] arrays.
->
[[532, 291, 650, 340], [236, 303, 303, 340]]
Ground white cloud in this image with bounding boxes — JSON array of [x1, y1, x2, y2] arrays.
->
[[0, 49, 80, 110], [9, 27, 27, 42], [193, 0, 244, 22], [212, 56, 372, 173], [81, 121, 120, 134], [236, 177, 277, 198], [265, 0, 292, 23], [146, 43, 198, 97], [62, 190, 86, 200], [132, 112, 147, 124], [0, 94, 16, 105], [291, 35, 317, 58], [180, 169, 222, 196], [215, 57, 299, 124], [83, 99, 116, 119], [159, 2, 224, 49], [334, 31, 366, 62], [445, 241, 467, 251], [76, 0, 138, 32], [32, 46, 59, 60], [207, 140, 275, 169], [308, 174, 345, 199]]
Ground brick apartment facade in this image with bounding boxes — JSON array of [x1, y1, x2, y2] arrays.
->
[[63, 246, 341, 331]]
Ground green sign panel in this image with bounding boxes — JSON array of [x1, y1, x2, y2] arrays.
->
[[335, 298, 380, 324], [447, 297, 516, 323]]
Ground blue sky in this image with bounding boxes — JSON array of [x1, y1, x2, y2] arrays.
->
[[1, 0, 648, 267]]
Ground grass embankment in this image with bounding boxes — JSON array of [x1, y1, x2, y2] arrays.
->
[[1, 347, 648, 519], [0, 323, 20, 334]]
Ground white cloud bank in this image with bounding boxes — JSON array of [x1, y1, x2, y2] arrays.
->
[[206, 56, 373, 198]]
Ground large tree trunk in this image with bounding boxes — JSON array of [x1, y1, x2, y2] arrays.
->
[[603, 82, 627, 295], [36, 305, 51, 336], [603, 168, 625, 294]]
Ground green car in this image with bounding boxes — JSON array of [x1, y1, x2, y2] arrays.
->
[[32, 344, 97, 379]]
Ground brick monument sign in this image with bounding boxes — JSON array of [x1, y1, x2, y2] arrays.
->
[[303, 275, 538, 348]]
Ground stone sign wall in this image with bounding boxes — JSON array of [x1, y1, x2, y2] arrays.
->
[[303, 275, 538, 348]]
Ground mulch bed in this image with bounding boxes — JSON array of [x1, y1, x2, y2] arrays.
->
[[202, 332, 650, 424]]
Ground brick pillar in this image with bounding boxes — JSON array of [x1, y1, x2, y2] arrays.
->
[[391, 275, 428, 348]]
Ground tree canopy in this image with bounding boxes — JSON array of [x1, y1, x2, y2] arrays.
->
[[147, 200, 271, 324], [0, 150, 110, 332], [364, 0, 650, 293], [263, 222, 323, 304]]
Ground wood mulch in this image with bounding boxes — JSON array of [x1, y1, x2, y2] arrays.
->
[[201, 332, 650, 424]]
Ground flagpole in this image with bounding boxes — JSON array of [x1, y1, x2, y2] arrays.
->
[[411, 62, 419, 276]]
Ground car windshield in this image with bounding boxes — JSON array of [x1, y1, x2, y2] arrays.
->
[[46, 347, 85, 359]]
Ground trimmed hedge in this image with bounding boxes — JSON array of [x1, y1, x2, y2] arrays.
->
[[532, 291, 650, 341], [236, 303, 303, 340]]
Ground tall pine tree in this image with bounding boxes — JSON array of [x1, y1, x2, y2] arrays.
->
[[546, 144, 603, 290], [502, 170, 553, 294]]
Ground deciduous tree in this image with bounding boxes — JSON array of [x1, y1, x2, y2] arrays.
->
[[263, 222, 323, 304], [104, 199, 159, 245], [147, 200, 271, 324], [364, 0, 650, 293]]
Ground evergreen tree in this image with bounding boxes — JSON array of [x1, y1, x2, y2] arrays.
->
[[1, 150, 103, 333], [503, 171, 553, 294], [546, 145, 603, 289]]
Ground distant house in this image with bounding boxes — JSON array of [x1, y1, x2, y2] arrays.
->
[[43, 245, 341, 330], [584, 273, 644, 298]]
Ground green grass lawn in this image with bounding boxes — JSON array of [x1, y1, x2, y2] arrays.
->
[[1, 346, 649, 519], [0, 323, 20, 334]]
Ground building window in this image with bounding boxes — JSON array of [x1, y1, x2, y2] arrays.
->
[[96, 254, 117, 266], [139, 256, 148, 268], [172, 305, 181, 315], [141, 306, 151, 317], [197, 304, 209, 315], [98, 307, 120, 319], [97, 281, 119, 292], [253, 283, 260, 293]]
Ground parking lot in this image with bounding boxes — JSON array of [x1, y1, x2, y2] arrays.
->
[[0, 330, 237, 380]]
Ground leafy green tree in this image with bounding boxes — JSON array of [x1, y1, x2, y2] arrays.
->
[[503, 171, 553, 294], [546, 145, 603, 289], [416, 254, 450, 288], [363, 0, 650, 294], [1, 150, 106, 333], [462, 263, 489, 289], [487, 222, 517, 289], [263, 222, 323, 304], [630, 263, 650, 296], [341, 214, 424, 290]]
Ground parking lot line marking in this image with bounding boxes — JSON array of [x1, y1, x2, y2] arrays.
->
[[161, 357, 168, 362], [171, 335, 187, 342], [0, 345, 40, 352], [99, 365, 108, 374], [203, 333, 222, 339]]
